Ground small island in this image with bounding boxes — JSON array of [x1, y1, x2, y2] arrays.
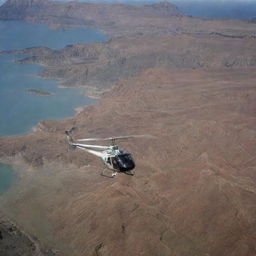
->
[[26, 89, 53, 96]]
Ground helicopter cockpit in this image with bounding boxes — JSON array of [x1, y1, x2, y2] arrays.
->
[[116, 153, 135, 171], [108, 153, 135, 172]]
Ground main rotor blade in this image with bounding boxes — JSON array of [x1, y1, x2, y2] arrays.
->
[[77, 135, 155, 142], [77, 138, 107, 142], [72, 143, 110, 151], [110, 135, 156, 140], [78, 147, 105, 158]]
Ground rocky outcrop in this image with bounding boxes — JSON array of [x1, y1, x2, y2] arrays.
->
[[26, 89, 53, 96], [0, 214, 56, 256]]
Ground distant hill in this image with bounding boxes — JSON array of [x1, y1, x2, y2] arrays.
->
[[1, 0, 256, 39], [0, 0, 183, 24], [0, 0, 187, 37]]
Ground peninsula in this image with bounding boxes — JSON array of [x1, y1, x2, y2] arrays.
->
[[0, 0, 256, 255]]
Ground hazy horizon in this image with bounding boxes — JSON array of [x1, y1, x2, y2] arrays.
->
[[1, 0, 255, 19], [56, 0, 256, 20]]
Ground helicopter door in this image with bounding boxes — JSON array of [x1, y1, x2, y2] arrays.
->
[[111, 157, 119, 170], [107, 157, 111, 164], [105, 157, 111, 168]]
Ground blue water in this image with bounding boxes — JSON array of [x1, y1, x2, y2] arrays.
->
[[172, 1, 256, 20], [0, 20, 107, 193], [0, 54, 96, 136], [0, 163, 17, 194], [0, 20, 108, 50], [0, 20, 108, 136]]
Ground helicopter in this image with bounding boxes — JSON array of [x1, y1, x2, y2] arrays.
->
[[65, 130, 154, 177]]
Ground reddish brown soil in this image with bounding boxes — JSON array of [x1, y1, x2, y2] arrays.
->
[[0, 1, 256, 255], [1, 68, 256, 256]]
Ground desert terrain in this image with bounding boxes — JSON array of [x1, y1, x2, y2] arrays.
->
[[0, 0, 256, 255], [0, 213, 56, 256]]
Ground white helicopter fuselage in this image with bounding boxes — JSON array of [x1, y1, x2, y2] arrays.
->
[[72, 143, 135, 172], [65, 131, 145, 176]]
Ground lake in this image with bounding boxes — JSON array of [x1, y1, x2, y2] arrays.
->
[[0, 20, 108, 136], [0, 20, 108, 193]]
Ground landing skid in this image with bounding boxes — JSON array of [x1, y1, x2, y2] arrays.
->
[[101, 168, 118, 178]]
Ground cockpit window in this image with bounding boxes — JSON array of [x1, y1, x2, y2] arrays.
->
[[117, 154, 133, 162], [115, 153, 135, 171]]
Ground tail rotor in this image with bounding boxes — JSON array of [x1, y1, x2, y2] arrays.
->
[[65, 128, 77, 150]]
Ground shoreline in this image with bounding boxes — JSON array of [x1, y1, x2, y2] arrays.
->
[[0, 35, 104, 138]]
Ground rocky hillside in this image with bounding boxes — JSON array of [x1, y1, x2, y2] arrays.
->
[[0, 0, 255, 37], [4, 33, 256, 93], [0, 214, 56, 256]]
